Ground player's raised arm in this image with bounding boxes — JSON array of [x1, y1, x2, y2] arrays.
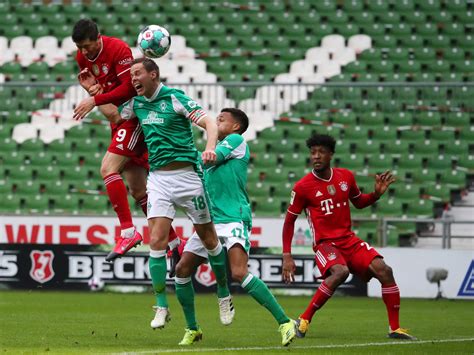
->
[[197, 114, 218, 165], [350, 170, 395, 209]]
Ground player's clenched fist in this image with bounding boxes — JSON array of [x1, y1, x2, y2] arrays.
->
[[201, 149, 217, 165]]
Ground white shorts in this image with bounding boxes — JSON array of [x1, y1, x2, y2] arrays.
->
[[184, 222, 251, 259], [147, 166, 212, 224]]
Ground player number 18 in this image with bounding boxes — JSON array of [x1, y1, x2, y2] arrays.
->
[[192, 196, 206, 210]]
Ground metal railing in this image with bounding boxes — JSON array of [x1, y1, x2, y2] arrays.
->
[[380, 217, 474, 249]]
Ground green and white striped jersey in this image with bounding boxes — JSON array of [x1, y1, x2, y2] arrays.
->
[[204, 133, 252, 228], [119, 83, 207, 171]]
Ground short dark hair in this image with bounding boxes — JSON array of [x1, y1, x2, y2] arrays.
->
[[72, 19, 99, 43], [132, 57, 160, 78], [306, 134, 336, 153], [221, 108, 249, 134]]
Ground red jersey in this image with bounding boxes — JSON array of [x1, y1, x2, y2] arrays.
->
[[75, 35, 136, 107], [288, 168, 377, 244]]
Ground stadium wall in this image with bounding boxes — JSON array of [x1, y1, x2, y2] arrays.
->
[[368, 248, 473, 300]]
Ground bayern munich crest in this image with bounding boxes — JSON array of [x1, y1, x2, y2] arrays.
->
[[29, 250, 55, 284], [339, 181, 348, 191]]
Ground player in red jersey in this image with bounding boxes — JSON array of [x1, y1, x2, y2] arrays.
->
[[282, 134, 416, 341], [71, 19, 181, 266]]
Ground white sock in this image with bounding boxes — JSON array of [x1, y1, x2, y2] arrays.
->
[[206, 242, 223, 256], [121, 227, 135, 239]]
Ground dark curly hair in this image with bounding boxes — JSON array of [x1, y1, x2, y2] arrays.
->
[[306, 134, 336, 153]]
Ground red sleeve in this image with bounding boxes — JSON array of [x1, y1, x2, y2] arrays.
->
[[282, 212, 298, 254], [351, 192, 379, 209], [94, 42, 135, 106], [94, 73, 135, 106], [349, 172, 379, 208]]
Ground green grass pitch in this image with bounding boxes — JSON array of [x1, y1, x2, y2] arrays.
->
[[0, 290, 472, 354]]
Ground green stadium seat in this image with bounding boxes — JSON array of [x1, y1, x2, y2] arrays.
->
[[297, 11, 322, 26], [248, 140, 269, 155], [18, 140, 44, 154], [427, 155, 453, 171], [36, 165, 61, 182], [313, 1, 337, 14], [248, 174, 272, 192], [336, 155, 365, 171], [406, 199, 434, 217], [375, 198, 404, 217], [442, 141, 469, 156], [2, 138, 18, 154], [26, 152, 53, 167], [412, 140, 439, 155], [440, 170, 467, 189], [7, 165, 34, 182], [253, 154, 279, 169], [403, 11, 426, 25], [24, 194, 49, 214], [0, 194, 21, 214], [54, 152, 82, 168], [13, 180, 42, 196], [424, 184, 451, 202], [455, 11, 473, 25], [392, 183, 421, 202], [80, 195, 110, 214], [3, 25, 24, 39]]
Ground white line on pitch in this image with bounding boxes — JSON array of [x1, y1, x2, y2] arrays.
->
[[113, 337, 474, 354]]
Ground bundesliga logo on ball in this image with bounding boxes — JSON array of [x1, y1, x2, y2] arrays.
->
[[137, 25, 171, 59]]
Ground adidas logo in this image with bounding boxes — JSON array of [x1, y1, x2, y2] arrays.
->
[[116, 143, 124, 150], [316, 191, 323, 197]]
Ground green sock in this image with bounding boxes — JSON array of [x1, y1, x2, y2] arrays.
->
[[149, 251, 168, 308], [175, 277, 198, 330], [207, 243, 230, 298], [241, 273, 290, 325]]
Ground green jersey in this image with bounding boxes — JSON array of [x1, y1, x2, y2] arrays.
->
[[119, 83, 207, 171], [204, 133, 252, 228]]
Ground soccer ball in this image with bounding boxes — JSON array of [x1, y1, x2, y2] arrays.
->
[[137, 25, 171, 58], [87, 277, 104, 292]]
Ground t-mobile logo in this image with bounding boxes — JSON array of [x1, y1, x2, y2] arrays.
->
[[320, 198, 334, 215]]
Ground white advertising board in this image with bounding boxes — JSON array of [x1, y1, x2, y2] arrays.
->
[[0, 216, 312, 248], [368, 248, 474, 299]]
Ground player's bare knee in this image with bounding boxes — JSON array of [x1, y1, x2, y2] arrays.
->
[[230, 267, 247, 283], [332, 265, 350, 283], [129, 189, 146, 201], [379, 264, 394, 283], [175, 261, 193, 278], [100, 163, 116, 178]]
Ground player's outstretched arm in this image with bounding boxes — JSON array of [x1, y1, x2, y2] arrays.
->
[[197, 115, 218, 165], [373, 170, 396, 198]]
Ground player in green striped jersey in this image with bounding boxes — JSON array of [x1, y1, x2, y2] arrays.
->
[[102, 58, 231, 340], [175, 108, 297, 346]]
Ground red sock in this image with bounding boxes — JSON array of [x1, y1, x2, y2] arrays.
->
[[382, 283, 400, 331], [138, 195, 147, 216], [103, 173, 133, 230], [300, 281, 334, 322]]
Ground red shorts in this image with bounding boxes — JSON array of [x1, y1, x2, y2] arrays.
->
[[108, 119, 149, 170], [314, 235, 382, 281]]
